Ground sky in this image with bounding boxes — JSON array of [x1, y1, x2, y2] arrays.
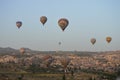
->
[[0, 0, 120, 51]]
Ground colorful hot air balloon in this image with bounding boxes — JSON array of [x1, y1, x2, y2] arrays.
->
[[40, 16, 47, 25], [19, 48, 25, 55], [58, 18, 69, 31], [16, 21, 22, 29], [91, 38, 96, 45], [106, 36, 112, 43]]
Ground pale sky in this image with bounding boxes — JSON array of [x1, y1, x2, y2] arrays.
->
[[0, 0, 120, 51]]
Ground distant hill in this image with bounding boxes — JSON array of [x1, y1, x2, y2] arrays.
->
[[0, 47, 36, 54], [0, 47, 120, 55], [0, 47, 18, 54], [0, 47, 94, 55]]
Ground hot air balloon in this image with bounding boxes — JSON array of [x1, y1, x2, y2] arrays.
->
[[16, 21, 22, 29], [40, 16, 47, 25], [60, 57, 70, 70], [106, 36, 112, 43], [58, 18, 69, 31], [59, 42, 61, 45], [19, 48, 25, 55], [60, 56, 70, 80], [91, 38, 96, 45]]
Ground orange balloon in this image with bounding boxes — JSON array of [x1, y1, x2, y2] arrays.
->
[[106, 36, 112, 43], [20, 48, 25, 55]]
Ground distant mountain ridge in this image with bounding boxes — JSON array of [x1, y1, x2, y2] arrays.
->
[[0, 47, 34, 54], [0, 47, 120, 55], [0, 47, 17, 54]]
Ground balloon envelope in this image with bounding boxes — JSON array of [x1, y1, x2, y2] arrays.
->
[[60, 57, 70, 69], [106, 36, 112, 43], [59, 42, 61, 45], [40, 16, 47, 25], [19, 48, 25, 55], [16, 21, 22, 28], [91, 38, 96, 45], [58, 18, 69, 31]]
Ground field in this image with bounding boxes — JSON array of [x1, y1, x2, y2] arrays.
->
[[0, 72, 98, 80]]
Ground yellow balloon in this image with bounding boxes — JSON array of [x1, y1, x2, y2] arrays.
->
[[106, 36, 112, 43]]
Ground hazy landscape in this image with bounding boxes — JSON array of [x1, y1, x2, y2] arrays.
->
[[1, 1, 120, 80], [0, 47, 120, 80]]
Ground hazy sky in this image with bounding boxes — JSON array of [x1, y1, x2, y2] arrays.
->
[[0, 0, 120, 51]]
